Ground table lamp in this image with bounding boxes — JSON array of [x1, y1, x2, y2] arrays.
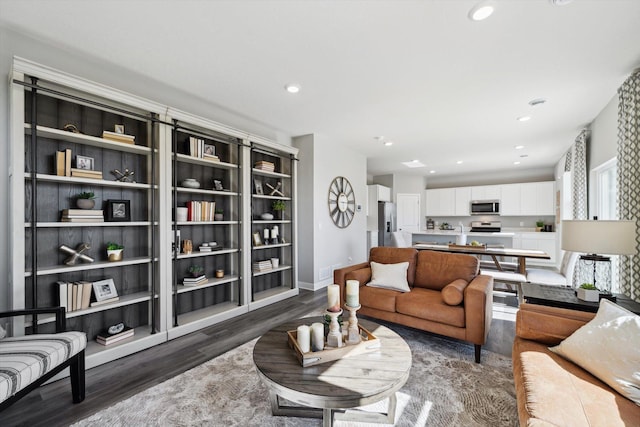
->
[[561, 219, 636, 297]]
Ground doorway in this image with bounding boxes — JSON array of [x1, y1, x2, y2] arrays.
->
[[396, 193, 421, 233]]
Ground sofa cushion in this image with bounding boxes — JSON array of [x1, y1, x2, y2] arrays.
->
[[414, 250, 479, 291], [369, 247, 418, 286], [549, 299, 640, 405], [513, 337, 639, 426], [396, 288, 465, 327], [441, 279, 467, 306], [359, 286, 400, 313], [0, 331, 87, 402], [367, 261, 411, 292]]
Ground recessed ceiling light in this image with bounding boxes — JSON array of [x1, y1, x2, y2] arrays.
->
[[456, 160, 463, 165], [384, 141, 393, 146], [515, 145, 525, 150], [284, 84, 300, 94], [528, 98, 547, 107], [517, 116, 531, 122], [468, 2, 495, 21], [520, 154, 529, 158], [402, 160, 425, 168], [429, 170, 436, 174], [514, 161, 521, 165], [549, 0, 573, 6]]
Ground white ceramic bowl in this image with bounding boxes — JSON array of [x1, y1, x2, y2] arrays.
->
[[260, 213, 274, 220], [182, 179, 200, 188]]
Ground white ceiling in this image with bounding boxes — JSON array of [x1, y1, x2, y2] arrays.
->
[[2, 0, 640, 179]]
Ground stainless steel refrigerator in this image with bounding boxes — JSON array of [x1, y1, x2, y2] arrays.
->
[[377, 201, 395, 246]]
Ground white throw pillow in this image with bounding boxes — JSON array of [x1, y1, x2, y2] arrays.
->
[[549, 299, 640, 405], [366, 261, 411, 292]]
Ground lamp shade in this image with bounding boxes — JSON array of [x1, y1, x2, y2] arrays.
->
[[561, 220, 636, 255]]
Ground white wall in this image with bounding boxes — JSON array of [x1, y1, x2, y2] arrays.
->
[[0, 25, 293, 309], [294, 134, 367, 290]]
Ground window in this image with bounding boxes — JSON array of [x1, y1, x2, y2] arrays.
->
[[591, 158, 617, 220]]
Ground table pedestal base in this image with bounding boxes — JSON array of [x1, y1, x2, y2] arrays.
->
[[269, 391, 397, 426]]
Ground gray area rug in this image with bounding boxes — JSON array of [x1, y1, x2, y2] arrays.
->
[[72, 320, 517, 426]]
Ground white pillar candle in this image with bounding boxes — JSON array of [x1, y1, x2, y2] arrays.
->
[[311, 322, 324, 351], [272, 226, 279, 238], [297, 325, 311, 353], [327, 284, 340, 312], [345, 280, 360, 307], [263, 228, 270, 240]]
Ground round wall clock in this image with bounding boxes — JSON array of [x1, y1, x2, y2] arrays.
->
[[328, 176, 356, 228]]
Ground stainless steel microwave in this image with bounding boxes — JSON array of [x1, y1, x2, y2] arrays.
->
[[470, 200, 500, 215]]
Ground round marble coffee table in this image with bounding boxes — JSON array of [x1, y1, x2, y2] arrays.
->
[[253, 317, 412, 427]]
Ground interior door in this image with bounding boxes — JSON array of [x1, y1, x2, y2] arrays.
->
[[397, 193, 420, 232]]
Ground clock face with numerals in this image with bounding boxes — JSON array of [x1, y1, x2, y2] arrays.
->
[[328, 176, 356, 228]]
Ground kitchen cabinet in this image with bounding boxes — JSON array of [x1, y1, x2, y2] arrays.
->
[[454, 187, 471, 216], [471, 185, 501, 201], [513, 232, 557, 266], [500, 184, 521, 215], [501, 181, 554, 216], [426, 188, 455, 216], [367, 184, 391, 216]]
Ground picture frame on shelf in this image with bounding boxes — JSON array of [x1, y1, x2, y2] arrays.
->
[[76, 155, 94, 170], [254, 179, 264, 195], [92, 278, 118, 302], [106, 199, 131, 222], [114, 124, 125, 134], [213, 179, 224, 191], [253, 232, 263, 246], [204, 143, 215, 156]]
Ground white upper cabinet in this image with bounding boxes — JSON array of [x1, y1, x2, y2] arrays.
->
[[454, 187, 471, 216], [471, 185, 501, 201], [519, 182, 555, 216], [426, 188, 455, 216], [500, 184, 521, 215], [367, 184, 391, 215]]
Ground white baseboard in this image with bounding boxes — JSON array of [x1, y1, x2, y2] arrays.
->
[[298, 279, 334, 291]]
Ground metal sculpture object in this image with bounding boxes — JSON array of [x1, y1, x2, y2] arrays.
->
[[266, 181, 284, 197], [59, 243, 94, 265], [111, 168, 136, 183]]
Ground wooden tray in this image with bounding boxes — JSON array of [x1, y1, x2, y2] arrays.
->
[[287, 325, 381, 367], [448, 243, 487, 250]]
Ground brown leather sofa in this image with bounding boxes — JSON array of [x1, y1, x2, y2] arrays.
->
[[333, 247, 493, 363], [513, 303, 640, 426]]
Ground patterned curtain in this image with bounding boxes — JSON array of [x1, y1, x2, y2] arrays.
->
[[617, 70, 640, 301], [572, 131, 588, 220]]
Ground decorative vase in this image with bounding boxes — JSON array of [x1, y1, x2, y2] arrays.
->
[[214, 213, 223, 221], [577, 288, 600, 302], [76, 198, 95, 209], [181, 178, 200, 188], [260, 213, 274, 220], [107, 249, 123, 262]]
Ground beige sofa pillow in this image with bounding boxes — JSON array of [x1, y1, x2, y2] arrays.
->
[[549, 299, 640, 405], [366, 261, 411, 292]]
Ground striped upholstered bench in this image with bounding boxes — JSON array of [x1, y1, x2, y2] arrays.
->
[[0, 307, 86, 411]]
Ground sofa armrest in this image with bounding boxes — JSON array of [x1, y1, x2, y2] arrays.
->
[[464, 274, 493, 345], [515, 303, 594, 345], [0, 307, 66, 333], [334, 262, 370, 306]]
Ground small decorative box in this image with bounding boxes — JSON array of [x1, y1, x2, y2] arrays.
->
[[287, 325, 380, 367]]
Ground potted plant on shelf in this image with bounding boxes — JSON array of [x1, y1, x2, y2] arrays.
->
[[188, 265, 204, 278], [272, 200, 286, 220], [76, 191, 96, 209], [577, 283, 600, 302], [106, 242, 124, 262], [535, 220, 544, 232], [214, 209, 224, 221]]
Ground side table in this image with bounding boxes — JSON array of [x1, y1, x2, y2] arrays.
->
[[521, 283, 640, 314]]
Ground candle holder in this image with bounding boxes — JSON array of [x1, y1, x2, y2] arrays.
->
[[325, 309, 343, 348], [344, 304, 362, 345]]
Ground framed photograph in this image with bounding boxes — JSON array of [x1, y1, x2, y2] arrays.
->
[[203, 142, 216, 157], [76, 155, 94, 170], [106, 200, 131, 222], [213, 179, 224, 191], [254, 179, 264, 195], [92, 278, 118, 302], [114, 124, 125, 134], [252, 232, 263, 246]]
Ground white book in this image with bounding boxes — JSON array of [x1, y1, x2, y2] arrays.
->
[[57, 281, 68, 311]]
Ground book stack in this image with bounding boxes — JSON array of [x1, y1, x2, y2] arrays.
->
[[57, 281, 93, 312], [254, 161, 275, 172], [70, 167, 103, 179], [189, 136, 220, 162], [61, 209, 104, 222], [183, 274, 208, 287], [102, 130, 135, 144], [96, 325, 135, 346], [252, 260, 273, 273], [186, 200, 216, 221], [55, 149, 72, 176]]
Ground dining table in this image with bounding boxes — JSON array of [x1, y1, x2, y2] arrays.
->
[[412, 243, 550, 274]]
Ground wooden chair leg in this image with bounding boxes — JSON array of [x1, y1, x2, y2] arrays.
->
[[474, 344, 481, 363], [70, 350, 86, 403]]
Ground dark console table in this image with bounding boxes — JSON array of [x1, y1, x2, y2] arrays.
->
[[522, 283, 640, 314]]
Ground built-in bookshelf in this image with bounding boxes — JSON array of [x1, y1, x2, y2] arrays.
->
[[8, 58, 298, 369]]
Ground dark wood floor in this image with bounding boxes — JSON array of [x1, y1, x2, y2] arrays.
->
[[0, 290, 518, 427]]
